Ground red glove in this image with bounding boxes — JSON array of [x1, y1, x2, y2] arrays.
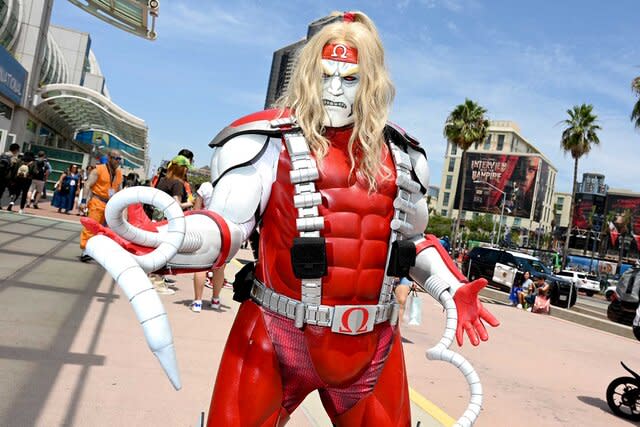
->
[[453, 278, 500, 346]]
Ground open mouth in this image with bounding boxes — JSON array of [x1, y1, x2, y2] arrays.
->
[[323, 99, 347, 108]]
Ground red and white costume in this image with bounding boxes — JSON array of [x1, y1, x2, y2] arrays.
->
[[82, 21, 498, 427]]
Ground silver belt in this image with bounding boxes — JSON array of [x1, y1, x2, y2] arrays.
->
[[250, 279, 399, 335]]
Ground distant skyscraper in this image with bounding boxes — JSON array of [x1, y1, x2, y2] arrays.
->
[[264, 14, 342, 109]]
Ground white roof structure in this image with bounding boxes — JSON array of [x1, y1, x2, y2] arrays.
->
[[67, 0, 159, 40], [34, 83, 148, 163]]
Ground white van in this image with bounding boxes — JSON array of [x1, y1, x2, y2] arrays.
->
[[556, 270, 600, 296]]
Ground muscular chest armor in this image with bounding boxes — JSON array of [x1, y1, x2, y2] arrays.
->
[[255, 127, 397, 306]]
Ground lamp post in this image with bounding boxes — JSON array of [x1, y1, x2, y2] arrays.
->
[[474, 180, 506, 246]]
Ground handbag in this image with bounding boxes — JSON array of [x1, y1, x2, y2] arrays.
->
[[532, 294, 550, 314], [407, 289, 423, 326]]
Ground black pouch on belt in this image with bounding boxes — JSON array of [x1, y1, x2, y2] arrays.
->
[[232, 262, 255, 303], [386, 240, 416, 277]]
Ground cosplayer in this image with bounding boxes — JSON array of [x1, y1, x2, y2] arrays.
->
[[82, 11, 499, 427]]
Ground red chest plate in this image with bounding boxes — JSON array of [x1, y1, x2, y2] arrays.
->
[[255, 129, 397, 306]]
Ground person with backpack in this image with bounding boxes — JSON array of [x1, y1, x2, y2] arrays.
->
[[0, 143, 20, 209], [26, 151, 49, 209], [7, 151, 34, 214]]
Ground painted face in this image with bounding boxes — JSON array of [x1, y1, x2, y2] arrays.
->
[[321, 43, 360, 127]]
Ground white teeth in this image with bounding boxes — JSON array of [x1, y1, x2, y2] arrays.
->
[[323, 99, 347, 108]]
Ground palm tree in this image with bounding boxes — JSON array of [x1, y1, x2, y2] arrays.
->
[[444, 99, 489, 249], [632, 76, 640, 130], [560, 104, 601, 268]]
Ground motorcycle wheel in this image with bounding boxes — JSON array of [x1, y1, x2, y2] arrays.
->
[[606, 376, 640, 421]]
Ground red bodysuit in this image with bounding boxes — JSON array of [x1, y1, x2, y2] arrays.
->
[[208, 124, 412, 426]]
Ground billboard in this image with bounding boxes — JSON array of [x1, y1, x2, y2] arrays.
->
[[533, 160, 550, 222], [605, 193, 640, 250], [571, 193, 606, 229], [454, 153, 539, 219]]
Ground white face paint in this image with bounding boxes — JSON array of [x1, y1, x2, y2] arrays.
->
[[321, 59, 360, 127]]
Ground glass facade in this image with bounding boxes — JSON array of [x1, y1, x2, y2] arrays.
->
[[0, 0, 21, 51]]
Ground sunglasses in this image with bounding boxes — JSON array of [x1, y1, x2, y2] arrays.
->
[[110, 156, 122, 161]]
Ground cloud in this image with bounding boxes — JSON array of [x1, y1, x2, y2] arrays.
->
[[159, 1, 297, 47], [446, 21, 459, 34], [383, 35, 640, 193], [417, 0, 481, 13]]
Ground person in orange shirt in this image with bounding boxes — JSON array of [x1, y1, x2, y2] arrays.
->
[[79, 149, 123, 261]]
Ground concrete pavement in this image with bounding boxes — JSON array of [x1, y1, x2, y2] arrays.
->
[[0, 208, 445, 426], [2, 204, 638, 426]]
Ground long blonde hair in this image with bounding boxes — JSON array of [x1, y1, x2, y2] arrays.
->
[[278, 11, 395, 190]]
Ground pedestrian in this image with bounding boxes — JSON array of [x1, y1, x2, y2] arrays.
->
[[7, 151, 34, 214], [518, 271, 534, 309], [0, 143, 20, 208], [530, 275, 551, 314], [146, 149, 194, 219], [190, 181, 225, 312], [394, 277, 414, 322], [148, 155, 194, 294], [153, 154, 193, 215], [79, 150, 123, 261], [76, 165, 94, 216], [26, 151, 49, 209], [52, 164, 80, 214]]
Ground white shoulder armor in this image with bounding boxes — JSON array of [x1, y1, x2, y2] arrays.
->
[[408, 146, 430, 191], [208, 133, 281, 225], [385, 122, 429, 193]]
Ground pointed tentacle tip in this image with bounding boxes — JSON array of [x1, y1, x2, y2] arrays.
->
[[154, 344, 182, 390]]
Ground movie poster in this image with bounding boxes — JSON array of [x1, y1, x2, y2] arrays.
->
[[533, 160, 550, 222], [454, 153, 539, 219], [572, 193, 606, 229], [605, 193, 640, 249]]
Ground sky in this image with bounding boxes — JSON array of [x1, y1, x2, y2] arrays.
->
[[50, 0, 640, 193]]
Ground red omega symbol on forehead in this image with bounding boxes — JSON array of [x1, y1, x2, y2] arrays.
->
[[322, 43, 358, 63], [332, 44, 348, 59]]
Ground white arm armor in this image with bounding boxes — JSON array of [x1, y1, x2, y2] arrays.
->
[[398, 140, 463, 297], [83, 131, 281, 390], [165, 132, 281, 268]]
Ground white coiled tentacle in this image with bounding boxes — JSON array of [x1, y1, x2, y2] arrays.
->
[[422, 276, 483, 427], [84, 187, 186, 390]]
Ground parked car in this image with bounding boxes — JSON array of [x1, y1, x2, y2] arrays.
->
[[462, 246, 577, 308], [556, 270, 600, 296], [607, 267, 640, 326]]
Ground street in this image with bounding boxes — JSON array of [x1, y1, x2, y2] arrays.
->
[[0, 209, 638, 426]]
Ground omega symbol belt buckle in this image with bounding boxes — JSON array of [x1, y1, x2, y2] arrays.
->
[[331, 305, 377, 335]]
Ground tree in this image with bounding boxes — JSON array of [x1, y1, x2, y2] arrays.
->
[[632, 76, 640, 130], [443, 99, 489, 250], [425, 213, 453, 238], [560, 104, 601, 268]]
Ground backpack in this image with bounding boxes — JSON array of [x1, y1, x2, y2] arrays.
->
[[32, 159, 46, 180], [16, 164, 29, 178], [0, 153, 12, 178]]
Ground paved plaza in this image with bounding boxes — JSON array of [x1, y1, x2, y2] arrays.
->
[[0, 208, 639, 426]]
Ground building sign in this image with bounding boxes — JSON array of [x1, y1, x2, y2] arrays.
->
[[455, 153, 540, 219], [572, 193, 606, 229], [0, 45, 27, 105], [605, 194, 640, 250]]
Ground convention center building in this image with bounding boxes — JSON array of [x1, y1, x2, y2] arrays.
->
[[0, 0, 158, 189]]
